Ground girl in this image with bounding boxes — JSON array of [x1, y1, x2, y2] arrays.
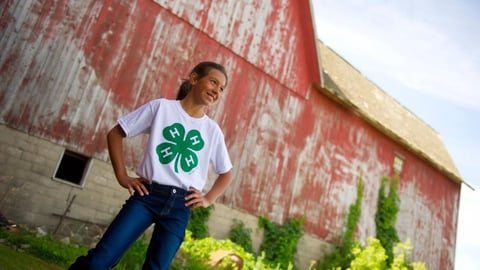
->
[[69, 61, 233, 270]]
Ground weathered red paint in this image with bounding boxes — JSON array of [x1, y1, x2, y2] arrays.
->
[[0, 0, 460, 268]]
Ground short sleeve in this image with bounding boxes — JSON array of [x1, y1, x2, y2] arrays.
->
[[118, 101, 155, 137], [211, 131, 233, 174]]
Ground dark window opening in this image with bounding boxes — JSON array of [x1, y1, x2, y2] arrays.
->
[[54, 150, 90, 185]]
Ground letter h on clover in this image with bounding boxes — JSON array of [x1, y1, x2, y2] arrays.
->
[[156, 123, 205, 173]]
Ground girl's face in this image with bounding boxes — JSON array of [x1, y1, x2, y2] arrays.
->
[[189, 69, 227, 105]]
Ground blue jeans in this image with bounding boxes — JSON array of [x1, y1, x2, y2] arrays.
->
[[69, 183, 191, 270]]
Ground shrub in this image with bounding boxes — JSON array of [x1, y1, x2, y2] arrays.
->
[[228, 219, 254, 254], [187, 205, 214, 239], [173, 230, 283, 270], [258, 216, 304, 269]]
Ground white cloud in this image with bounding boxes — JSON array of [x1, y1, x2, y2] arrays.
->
[[312, 0, 480, 109]]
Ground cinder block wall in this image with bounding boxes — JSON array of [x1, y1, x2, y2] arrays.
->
[[0, 124, 129, 242], [0, 124, 330, 269]]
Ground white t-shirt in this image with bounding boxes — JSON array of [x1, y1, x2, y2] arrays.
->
[[118, 98, 232, 190]]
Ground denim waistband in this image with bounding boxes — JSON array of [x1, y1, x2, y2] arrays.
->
[[148, 182, 190, 196]]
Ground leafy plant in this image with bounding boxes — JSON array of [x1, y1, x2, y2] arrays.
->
[[348, 237, 387, 270], [174, 230, 283, 270], [187, 205, 214, 239], [347, 237, 426, 270], [390, 239, 427, 270], [375, 176, 400, 266], [258, 216, 304, 269], [228, 219, 254, 254]]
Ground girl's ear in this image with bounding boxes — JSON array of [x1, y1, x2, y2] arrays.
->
[[189, 72, 199, 85]]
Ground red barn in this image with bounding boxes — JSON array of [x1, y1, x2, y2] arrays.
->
[[0, 1, 464, 269]]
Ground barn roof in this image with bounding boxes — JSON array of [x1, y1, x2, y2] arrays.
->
[[314, 40, 466, 186]]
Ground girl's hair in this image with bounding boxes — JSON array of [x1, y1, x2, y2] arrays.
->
[[176, 61, 228, 100]]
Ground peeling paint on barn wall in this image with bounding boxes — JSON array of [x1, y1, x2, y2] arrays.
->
[[0, 0, 459, 268], [153, 0, 319, 96], [1, 0, 238, 160]]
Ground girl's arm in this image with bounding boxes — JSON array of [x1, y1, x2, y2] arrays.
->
[[107, 124, 149, 196], [186, 170, 232, 209]]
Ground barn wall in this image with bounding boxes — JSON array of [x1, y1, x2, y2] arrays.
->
[[0, 0, 459, 269]]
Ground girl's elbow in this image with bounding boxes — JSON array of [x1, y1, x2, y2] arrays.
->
[[107, 125, 126, 140]]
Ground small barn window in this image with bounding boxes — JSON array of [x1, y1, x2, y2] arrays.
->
[[54, 149, 91, 186], [393, 154, 404, 174]]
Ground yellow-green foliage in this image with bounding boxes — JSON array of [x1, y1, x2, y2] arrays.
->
[[176, 230, 286, 270], [348, 238, 387, 270], [343, 237, 426, 270], [390, 240, 426, 270]]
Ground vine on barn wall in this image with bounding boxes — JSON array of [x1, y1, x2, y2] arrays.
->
[[316, 176, 364, 270], [314, 175, 422, 270], [375, 176, 400, 266]]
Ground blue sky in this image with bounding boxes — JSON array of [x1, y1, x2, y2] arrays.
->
[[311, 0, 479, 269]]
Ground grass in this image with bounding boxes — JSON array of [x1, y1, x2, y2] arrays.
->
[[0, 226, 151, 270], [0, 243, 63, 270], [0, 226, 87, 269]]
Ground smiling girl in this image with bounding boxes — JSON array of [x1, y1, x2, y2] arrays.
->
[[69, 62, 233, 270]]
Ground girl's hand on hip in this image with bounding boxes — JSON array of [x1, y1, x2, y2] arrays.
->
[[185, 187, 210, 209], [118, 175, 150, 196]]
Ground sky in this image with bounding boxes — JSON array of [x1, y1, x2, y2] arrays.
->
[[311, 0, 479, 269]]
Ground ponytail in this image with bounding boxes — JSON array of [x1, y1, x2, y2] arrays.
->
[[176, 80, 191, 100]]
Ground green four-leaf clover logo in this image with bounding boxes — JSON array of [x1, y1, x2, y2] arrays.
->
[[156, 123, 204, 173]]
